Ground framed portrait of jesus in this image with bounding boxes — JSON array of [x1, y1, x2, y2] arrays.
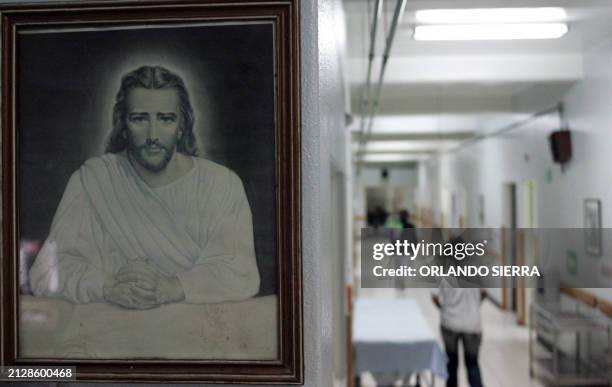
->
[[0, 0, 302, 383]]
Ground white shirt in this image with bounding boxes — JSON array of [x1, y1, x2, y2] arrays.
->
[[433, 281, 482, 333], [29, 153, 261, 304]]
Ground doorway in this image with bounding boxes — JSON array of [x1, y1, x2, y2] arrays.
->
[[502, 182, 518, 313]]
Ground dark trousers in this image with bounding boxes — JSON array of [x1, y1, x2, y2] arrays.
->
[[441, 326, 483, 387]]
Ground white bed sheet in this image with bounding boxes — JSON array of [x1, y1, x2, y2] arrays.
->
[[353, 298, 448, 380]]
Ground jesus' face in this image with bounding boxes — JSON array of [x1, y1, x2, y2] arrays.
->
[[125, 87, 181, 173]]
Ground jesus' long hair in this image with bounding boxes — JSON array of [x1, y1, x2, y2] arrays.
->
[[105, 65, 198, 156]]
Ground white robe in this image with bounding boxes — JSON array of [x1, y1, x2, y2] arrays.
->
[[29, 153, 261, 304]]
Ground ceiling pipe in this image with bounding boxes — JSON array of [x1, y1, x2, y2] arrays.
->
[[356, 0, 407, 171], [358, 0, 384, 138], [364, 0, 408, 140], [440, 105, 561, 155]]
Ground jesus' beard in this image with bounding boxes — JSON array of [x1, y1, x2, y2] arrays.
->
[[127, 138, 176, 173]]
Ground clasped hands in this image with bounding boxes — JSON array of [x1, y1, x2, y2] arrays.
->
[[103, 257, 185, 309]]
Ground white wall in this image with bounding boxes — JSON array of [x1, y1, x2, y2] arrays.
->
[[296, 0, 350, 385], [419, 36, 612, 300], [422, 36, 612, 230], [416, 159, 440, 222], [318, 0, 351, 386], [301, 0, 332, 385]]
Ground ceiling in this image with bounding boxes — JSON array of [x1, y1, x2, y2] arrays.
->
[[345, 0, 612, 164]]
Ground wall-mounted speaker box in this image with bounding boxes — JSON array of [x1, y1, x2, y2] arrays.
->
[[549, 130, 572, 164]]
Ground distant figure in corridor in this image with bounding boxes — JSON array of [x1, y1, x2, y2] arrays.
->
[[368, 206, 389, 228], [399, 209, 415, 229], [432, 283, 486, 387]]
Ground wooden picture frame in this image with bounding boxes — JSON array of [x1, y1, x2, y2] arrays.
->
[[1, 0, 302, 383]]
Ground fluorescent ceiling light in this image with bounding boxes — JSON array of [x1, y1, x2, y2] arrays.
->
[[415, 8, 567, 24], [414, 23, 568, 41], [359, 154, 428, 163], [352, 114, 479, 134], [355, 140, 458, 152]]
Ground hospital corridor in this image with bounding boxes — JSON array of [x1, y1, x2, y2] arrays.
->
[[338, 0, 612, 386]]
